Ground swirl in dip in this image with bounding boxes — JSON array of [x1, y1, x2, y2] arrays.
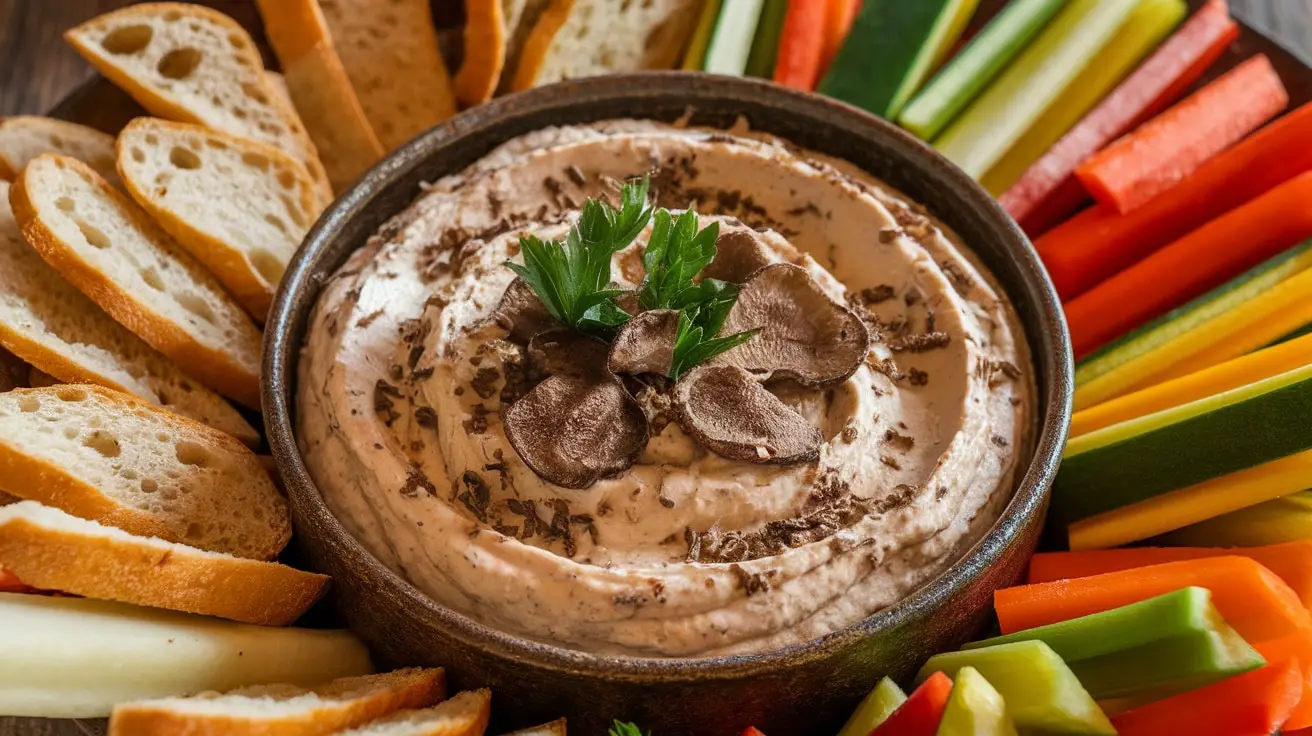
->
[[298, 121, 1035, 657]]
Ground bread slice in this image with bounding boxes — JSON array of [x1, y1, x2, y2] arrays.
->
[[497, 0, 552, 96], [318, 0, 458, 151], [0, 500, 325, 625], [503, 719, 567, 735], [511, 0, 702, 90], [26, 366, 58, 388], [10, 154, 264, 408], [256, 0, 386, 192], [0, 117, 119, 186], [116, 118, 318, 321], [109, 668, 447, 736], [0, 385, 290, 560], [337, 690, 491, 736], [63, 3, 333, 206], [455, 0, 508, 105], [0, 179, 258, 444]]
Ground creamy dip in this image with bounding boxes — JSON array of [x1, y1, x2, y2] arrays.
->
[[297, 121, 1035, 657]]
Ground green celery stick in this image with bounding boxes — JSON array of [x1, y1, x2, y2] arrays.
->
[[837, 677, 908, 736], [967, 588, 1264, 704], [918, 641, 1116, 735], [937, 666, 1018, 736], [744, 0, 788, 78], [704, 0, 767, 76], [899, 0, 1068, 140], [933, 0, 1139, 177]]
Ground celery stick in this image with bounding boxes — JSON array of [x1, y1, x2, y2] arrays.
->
[[933, 0, 1140, 178], [966, 588, 1264, 704], [837, 677, 908, 736], [919, 641, 1116, 735], [898, 0, 1067, 140], [937, 667, 1018, 736], [682, 0, 725, 70], [703, 0, 767, 76], [744, 0, 788, 78]]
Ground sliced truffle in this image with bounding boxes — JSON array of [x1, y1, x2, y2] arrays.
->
[[527, 328, 609, 382], [607, 309, 679, 376], [717, 264, 870, 387], [503, 374, 649, 489], [674, 364, 821, 464], [700, 229, 775, 283], [494, 278, 556, 344]]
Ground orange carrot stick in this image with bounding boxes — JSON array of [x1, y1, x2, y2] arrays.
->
[[1110, 658, 1303, 736], [819, 0, 861, 78], [1028, 542, 1312, 610], [1065, 170, 1312, 358], [774, 0, 831, 91], [1035, 99, 1312, 301], [1076, 55, 1289, 214]]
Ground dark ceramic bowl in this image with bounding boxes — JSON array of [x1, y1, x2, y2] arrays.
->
[[263, 72, 1073, 736]]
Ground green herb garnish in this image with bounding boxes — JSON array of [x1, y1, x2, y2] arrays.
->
[[609, 721, 651, 736], [669, 280, 759, 381], [638, 208, 720, 311], [506, 178, 653, 335]]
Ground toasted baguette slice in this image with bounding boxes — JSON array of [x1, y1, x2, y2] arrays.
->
[[10, 154, 264, 407], [338, 690, 492, 736], [512, 0, 701, 90], [0, 501, 325, 625], [109, 668, 447, 736], [0, 385, 290, 560], [0, 117, 119, 186], [256, 0, 386, 192], [64, 3, 333, 205], [455, 0, 508, 105], [503, 719, 567, 735], [117, 118, 318, 321], [318, 0, 458, 151], [0, 179, 258, 444], [497, 0, 551, 96]]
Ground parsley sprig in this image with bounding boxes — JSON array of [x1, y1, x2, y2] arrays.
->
[[609, 721, 651, 736], [638, 208, 720, 310], [670, 280, 759, 380], [507, 178, 653, 335]]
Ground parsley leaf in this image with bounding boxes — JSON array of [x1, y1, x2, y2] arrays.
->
[[668, 279, 759, 381], [507, 178, 653, 335], [638, 207, 720, 311], [608, 721, 651, 736]]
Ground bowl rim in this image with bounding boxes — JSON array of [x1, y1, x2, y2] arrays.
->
[[263, 71, 1073, 681]]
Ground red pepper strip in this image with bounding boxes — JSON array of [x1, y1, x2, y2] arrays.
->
[[774, 0, 831, 91], [1111, 658, 1302, 736], [871, 671, 952, 736]]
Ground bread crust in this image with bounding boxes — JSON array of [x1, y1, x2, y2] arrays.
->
[[9, 155, 263, 408], [510, 0, 575, 92], [0, 506, 327, 625], [109, 669, 447, 736], [256, 0, 386, 192], [455, 0, 509, 105]]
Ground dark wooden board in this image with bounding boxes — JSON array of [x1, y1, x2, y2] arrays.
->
[[1, 1, 1309, 735]]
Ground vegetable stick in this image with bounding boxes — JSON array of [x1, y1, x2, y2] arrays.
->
[[1028, 542, 1312, 610], [1067, 449, 1312, 550], [818, 0, 860, 79], [1156, 491, 1312, 548], [704, 0, 767, 76], [773, 0, 829, 90], [1036, 99, 1312, 302], [870, 671, 952, 736], [682, 0, 725, 70], [1070, 332, 1312, 438], [1000, 3, 1239, 225], [979, 0, 1185, 197], [1076, 55, 1289, 214], [1065, 171, 1312, 358], [1109, 658, 1303, 736], [745, 0, 789, 78]]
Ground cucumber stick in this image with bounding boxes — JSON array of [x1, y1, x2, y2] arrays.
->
[[980, 0, 1185, 195], [819, 0, 980, 119], [936, 667, 1017, 736], [898, 0, 1067, 140], [966, 588, 1264, 704], [919, 641, 1116, 735], [703, 0, 767, 76], [744, 0, 788, 78], [1057, 362, 1312, 522], [682, 0, 725, 70], [837, 677, 908, 736], [935, 0, 1139, 178]]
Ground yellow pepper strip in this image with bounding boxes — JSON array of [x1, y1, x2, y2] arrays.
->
[[980, 0, 1184, 196], [1069, 449, 1312, 550], [1157, 491, 1312, 547], [1071, 332, 1312, 438]]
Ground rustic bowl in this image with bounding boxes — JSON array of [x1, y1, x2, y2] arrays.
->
[[263, 72, 1073, 736]]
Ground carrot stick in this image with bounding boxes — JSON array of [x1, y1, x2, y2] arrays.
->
[[1065, 170, 1312, 358], [1000, 2, 1238, 227], [1110, 658, 1303, 736], [1028, 542, 1312, 610], [1076, 55, 1289, 215], [996, 557, 1311, 641], [818, 0, 861, 78], [774, 0, 830, 90], [1035, 99, 1312, 301]]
